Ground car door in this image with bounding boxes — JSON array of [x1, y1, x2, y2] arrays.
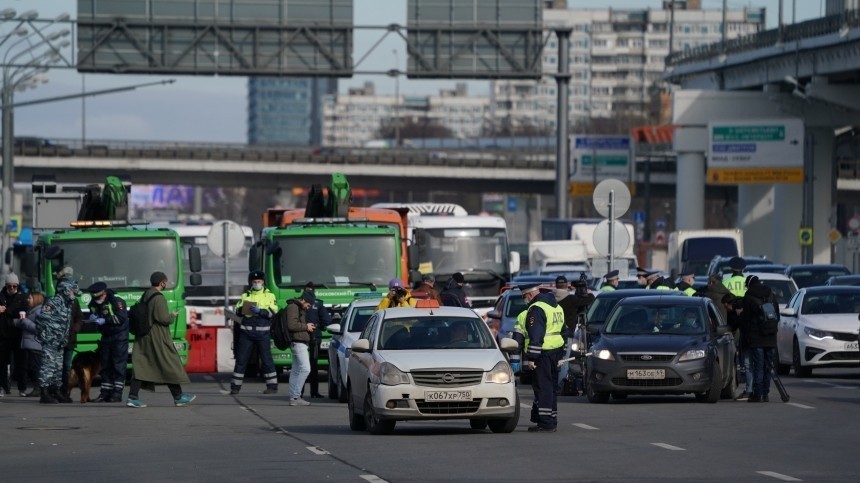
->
[[707, 302, 734, 380], [348, 313, 381, 404], [778, 291, 802, 364]]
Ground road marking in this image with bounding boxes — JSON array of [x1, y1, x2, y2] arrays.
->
[[651, 443, 685, 451], [520, 403, 532, 410], [203, 375, 215, 381], [786, 402, 815, 409], [756, 471, 802, 481], [306, 446, 330, 455], [805, 380, 852, 389], [572, 423, 599, 430], [360, 475, 389, 483]]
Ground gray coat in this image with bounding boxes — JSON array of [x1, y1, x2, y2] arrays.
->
[[13, 305, 43, 351], [130, 288, 189, 384]]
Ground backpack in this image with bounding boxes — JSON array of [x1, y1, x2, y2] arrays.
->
[[271, 306, 292, 350], [102, 176, 128, 220], [751, 295, 779, 336], [129, 292, 162, 337]]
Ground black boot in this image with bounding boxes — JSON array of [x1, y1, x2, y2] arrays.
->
[[52, 386, 73, 404], [40, 387, 59, 404]]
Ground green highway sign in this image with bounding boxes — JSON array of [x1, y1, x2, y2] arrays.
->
[[712, 125, 785, 142]]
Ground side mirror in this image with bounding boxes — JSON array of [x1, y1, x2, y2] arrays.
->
[[351, 339, 371, 353], [249, 243, 262, 272], [586, 324, 601, 335], [509, 251, 521, 275], [499, 338, 519, 352], [408, 243, 419, 271], [327, 323, 343, 335], [780, 307, 797, 317], [486, 310, 501, 320], [22, 251, 37, 278], [188, 246, 202, 273], [189, 273, 202, 287]]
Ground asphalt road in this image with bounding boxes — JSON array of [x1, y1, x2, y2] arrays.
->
[[2, 368, 859, 482]]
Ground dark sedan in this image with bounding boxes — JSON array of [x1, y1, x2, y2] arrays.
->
[[585, 296, 736, 404], [785, 264, 851, 289]]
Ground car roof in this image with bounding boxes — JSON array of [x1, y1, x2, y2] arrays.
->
[[744, 272, 793, 281], [349, 297, 384, 309], [786, 264, 850, 271], [595, 289, 685, 299], [827, 275, 860, 282], [801, 285, 860, 294], [380, 305, 481, 318], [615, 295, 707, 306]]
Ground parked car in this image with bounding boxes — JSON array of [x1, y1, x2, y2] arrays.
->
[[825, 275, 860, 286], [776, 286, 860, 376], [784, 264, 851, 289], [327, 296, 383, 403], [585, 295, 736, 404], [346, 303, 520, 434], [707, 255, 772, 279], [745, 272, 798, 309]]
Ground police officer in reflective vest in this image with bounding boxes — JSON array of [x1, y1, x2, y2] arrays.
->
[[724, 257, 747, 297], [230, 271, 278, 395], [675, 272, 698, 296], [521, 283, 565, 432], [85, 282, 129, 402], [599, 270, 619, 292]]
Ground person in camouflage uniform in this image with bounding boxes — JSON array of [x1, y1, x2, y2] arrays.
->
[[36, 279, 78, 404]]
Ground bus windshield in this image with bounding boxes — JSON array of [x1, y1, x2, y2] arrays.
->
[[419, 227, 508, 275], [273, 234, 397, 288], [51, 238, 179, 291]]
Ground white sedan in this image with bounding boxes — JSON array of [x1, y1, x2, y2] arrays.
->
[[346, 303, 520, 435], [777, 286, 860, 376], [326, 297, 382, 403]]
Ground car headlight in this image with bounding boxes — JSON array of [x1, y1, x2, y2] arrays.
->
[[804, 327, 833, 340], [596, 349, 614, 361], [379, 362, 410, 386], [571, 341, 581, 352], [485, 361, 513, 384], [679, 349, 706, 361]]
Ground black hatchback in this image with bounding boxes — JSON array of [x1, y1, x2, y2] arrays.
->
[[585, 296, 736, 404]]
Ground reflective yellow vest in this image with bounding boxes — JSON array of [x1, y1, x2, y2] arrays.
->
[[531, 301, 566, 350], [724, 275, 746, 297]]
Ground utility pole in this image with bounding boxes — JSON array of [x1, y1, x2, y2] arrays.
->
[[554, 29, 571, 219]]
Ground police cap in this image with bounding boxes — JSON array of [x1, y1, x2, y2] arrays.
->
[[555, 275, 568, 286], [518, 283, 540, 294], [604, 270, 619, 281], [729, 256, 746, 271], [85, 282, 107, 294]]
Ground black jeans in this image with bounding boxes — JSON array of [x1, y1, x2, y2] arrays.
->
[[305, 339, 321, 396], [128, 379, 182, 400], [0, 336, 28, 392]]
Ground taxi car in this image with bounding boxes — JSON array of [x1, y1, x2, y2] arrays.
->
[[346, 301, 520, 435], [327, 296, 383, 402]]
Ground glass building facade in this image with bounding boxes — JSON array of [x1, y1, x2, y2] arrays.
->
[[247, 77, 338, 145]]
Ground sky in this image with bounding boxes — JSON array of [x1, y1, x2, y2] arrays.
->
[[5, 0, 827, 143]]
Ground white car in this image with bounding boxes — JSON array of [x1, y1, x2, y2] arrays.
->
[[346, 303, 520, 435], [745, 272, 798, 310], [777, 286, 860, 376], [327, 297, 382, 403]]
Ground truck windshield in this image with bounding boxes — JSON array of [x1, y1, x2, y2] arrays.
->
[[420, 228, 508, 275], [180, 235, 253, 299], [273, 235, 396, 288], [52, 238, 179, 290]]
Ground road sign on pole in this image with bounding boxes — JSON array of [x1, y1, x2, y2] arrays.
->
[[707, 118, 804, 184]]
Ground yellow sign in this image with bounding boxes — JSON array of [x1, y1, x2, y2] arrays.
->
[[9, 215, 22, 238], [829, 229, 842, 244], [707, 167, 803, 185], [569, 182, 636, 197], [799, 228, 813, 247]]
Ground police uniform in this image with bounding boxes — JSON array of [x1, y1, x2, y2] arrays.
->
[[36, 279, 78, 403], [675, 273, 697, 297], [599, 270, 619, 292], [303, 284, 332, 398], [231, 271, 279, 395], [522, 284, 565, 432], [723, 257, 747, 297], [85, 282, 129, 402]]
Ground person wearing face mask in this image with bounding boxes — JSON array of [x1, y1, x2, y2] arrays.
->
[[229, 271, 278, 396], [84, 282, 129, 403], [35, 278, 79, 404], [0, 273, 30, 397]]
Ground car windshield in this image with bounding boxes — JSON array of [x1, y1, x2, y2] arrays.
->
[[586, 296, 624, 324], [801, 292, 860, 315], [348, 306, 377, 332], [273, 234, 396, 288], [791, 268, 850, 289], [52, 237, 179, 290], [378, 316, 496, 350], [605, 303, 708, 335], [760, 280, 797, 305], [418, 227, 508, 275], [503, 293, 528, 318]]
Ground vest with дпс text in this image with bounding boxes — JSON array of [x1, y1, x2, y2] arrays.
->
[[531, 301, 565, 350], [724, 275, 746, 297]]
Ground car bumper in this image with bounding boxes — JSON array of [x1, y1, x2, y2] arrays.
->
[[798, 336, 860, 368], [588, 358, 714, 395], [369, 382, 518, 420]]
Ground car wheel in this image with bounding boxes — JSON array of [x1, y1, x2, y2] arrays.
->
[[327, 366, 338, 400], [585, 371, 609, 404], [487, 393, 520, 433], [347, 383, 365, 431], [720, 361, 737, 399], [469, 419, 488, 430], [696, 363, 721, 403], [337, 376, 349, 403], [792, 338, 812, 377], [364, 391, 395, 435]]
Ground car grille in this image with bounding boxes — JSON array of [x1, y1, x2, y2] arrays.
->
[[416, 400, 481, 414], [820, 352, 860, 361], [833, 332, 858, 342], [411, 371, 483, 387], [619, 354, 675, 362], [612, 377, 683, 387]]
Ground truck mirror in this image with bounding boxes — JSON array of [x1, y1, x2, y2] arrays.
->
[[189, 272, 202, 286], [3, 247, 10, 265], [248, 244, 260, 272], [408, 243, 418, 271], [509, 251, 521, 275], [188, 246, 202, 273], [22, 251, 37, 278]]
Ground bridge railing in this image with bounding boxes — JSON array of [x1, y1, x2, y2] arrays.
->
[[667, 11, 860, 67]]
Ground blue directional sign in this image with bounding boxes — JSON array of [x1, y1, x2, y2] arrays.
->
[[633, 211, 645, 224], [507, 197, 517, 213]]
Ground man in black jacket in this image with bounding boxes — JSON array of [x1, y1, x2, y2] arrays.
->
[[0, 273, 31, 397], [301, 282, 331, 398], [85, 282, 130, 403], [740, 275, 779, 403], [440, 272, 470, 307]]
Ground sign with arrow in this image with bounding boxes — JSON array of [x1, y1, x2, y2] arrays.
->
[[707, 118, 804, 184]]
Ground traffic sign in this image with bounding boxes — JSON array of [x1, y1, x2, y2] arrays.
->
[[632, 211, 645, 224], [593, 220, 630, 257], [570, 135, 633, 184], [654, 230, 667, 245], [798, 227, 813, 247], [592, 179, 631, 218], [208, 220, 245, 258], [829, 229, 842, 244], [8, 216, 22, 238], [507, 197, 517, 213], [707, 118, 804, 185]]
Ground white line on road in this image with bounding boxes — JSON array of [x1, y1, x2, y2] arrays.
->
[[306, 446, 330, 455], [360, 475, 389, 483], [520, 403, 532, 409], [756, 470, 802, 481], [787, 402, 815, 409], [573, 423, 599, 430], [805, 380, 853, 389], [651, 443, 685, 451]]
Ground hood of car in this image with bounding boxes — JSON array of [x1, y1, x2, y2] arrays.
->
[[599, 334, 705, 353], [798, 314, 860, 333], [379, 349, 505, 372]]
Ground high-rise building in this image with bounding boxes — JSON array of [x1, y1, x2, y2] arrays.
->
[[247, 77, 337, 146], [826, 0, 859, 15]]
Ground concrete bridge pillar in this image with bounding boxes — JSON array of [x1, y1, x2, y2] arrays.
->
[[673, 127, 706, 230], [810, 127, 836, 263], [738, 185, 776, 259]]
